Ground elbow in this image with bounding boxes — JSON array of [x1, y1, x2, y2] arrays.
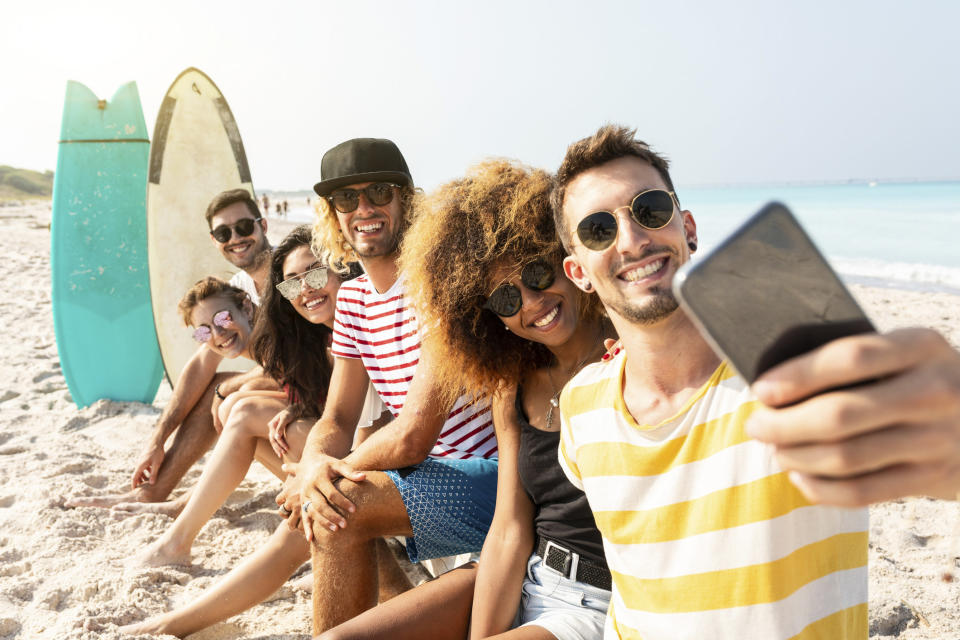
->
[[392, 433, 434, 468]]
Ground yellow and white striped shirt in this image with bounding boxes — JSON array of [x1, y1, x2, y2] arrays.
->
[[558, 352, 867, 640]]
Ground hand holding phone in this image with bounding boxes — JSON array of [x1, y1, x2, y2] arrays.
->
[[673, 202, 960, 506]]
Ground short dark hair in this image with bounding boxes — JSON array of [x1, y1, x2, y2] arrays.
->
[[205, 189, 261, 228], [551, 124, 676, 251]]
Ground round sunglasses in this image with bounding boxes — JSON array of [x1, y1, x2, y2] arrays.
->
[[192, 309, 234, 343], [210, 217, 261, 244], [576, 189, 677, 251], [327, 182, 398, 213], [275, 266, 329, 300], [484, 259, 556, 317]]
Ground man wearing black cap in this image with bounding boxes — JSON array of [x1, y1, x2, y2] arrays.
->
[[278, 138, 498, 632]]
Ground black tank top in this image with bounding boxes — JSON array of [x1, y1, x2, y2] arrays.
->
[[515, 388, 607, 566]]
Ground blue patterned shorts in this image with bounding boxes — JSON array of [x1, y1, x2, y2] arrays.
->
[[385, 456, 497, 562]]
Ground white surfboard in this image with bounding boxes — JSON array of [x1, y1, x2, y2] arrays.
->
[[147, 67, 256, 385]]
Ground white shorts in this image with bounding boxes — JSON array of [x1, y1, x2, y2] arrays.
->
[[514, 553, 611, 640]]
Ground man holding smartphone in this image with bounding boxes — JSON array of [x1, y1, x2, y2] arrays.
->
[[551, 124, 960, 639]]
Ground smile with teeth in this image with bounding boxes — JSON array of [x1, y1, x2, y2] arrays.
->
[[532, 304, 560, 328], [304, 296, 327, 310], [355, 221, 384, 233], [228, 243, 252, 254], [622, 258, 665, 282], [218, 334, 237, 350]]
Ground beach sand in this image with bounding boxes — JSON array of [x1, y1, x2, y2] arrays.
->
[[0, 202, 957, 639]]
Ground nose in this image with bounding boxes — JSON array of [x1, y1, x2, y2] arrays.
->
[[519, 285, 547, 310], [355, 192, 378, 215], [614, 209, 651, 255]]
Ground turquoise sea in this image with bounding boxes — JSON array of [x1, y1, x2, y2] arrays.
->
[[282, 181, 960, 294], [680, 181, 960, 294]]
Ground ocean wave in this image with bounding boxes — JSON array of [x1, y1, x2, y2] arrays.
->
[[832, 257, 960, 294]]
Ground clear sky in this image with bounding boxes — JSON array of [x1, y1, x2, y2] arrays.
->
[[3, 0, 958, 191]]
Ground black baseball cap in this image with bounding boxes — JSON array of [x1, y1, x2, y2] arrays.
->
[[313, 138, 413, 197]]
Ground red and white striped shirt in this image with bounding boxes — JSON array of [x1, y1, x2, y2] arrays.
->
[[332, 275, 497, 460]]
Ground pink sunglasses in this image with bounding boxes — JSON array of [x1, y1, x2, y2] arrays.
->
[[192, 309, 234, 343]]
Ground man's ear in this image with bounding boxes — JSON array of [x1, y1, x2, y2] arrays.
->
[[681, 210, 698, 251], [563, 254, 593, 293], [259, 216, 268, 235]]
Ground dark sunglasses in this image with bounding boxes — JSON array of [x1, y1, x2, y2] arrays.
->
[[275, 266, 329, 300], [327, 182, 398, 213], [576, 189, 677, 251], [192, 309, 233, 343], [210, 217, 261, 244], [484, 259, 556, 317]]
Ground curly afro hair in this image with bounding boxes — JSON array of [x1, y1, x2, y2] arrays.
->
[[399, 159, 602, 406]]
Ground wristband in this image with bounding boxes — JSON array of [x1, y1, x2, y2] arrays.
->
[[214, 383, 226, 401]]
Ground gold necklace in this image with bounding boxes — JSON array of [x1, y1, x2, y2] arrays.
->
[[544, 323, 605, 430]]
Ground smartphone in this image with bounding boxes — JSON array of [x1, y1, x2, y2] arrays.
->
[[672, 202, 875, 383]]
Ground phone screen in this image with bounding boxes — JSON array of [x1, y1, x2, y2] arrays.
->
[[672, 202, 875, 383]]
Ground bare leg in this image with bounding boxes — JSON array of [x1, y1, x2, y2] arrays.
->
[[310, 473, 414, 633], [65, 374, 231, 510], [132, 395, 287, 567], [376, 538, 415, 601], [120, 522, 310, 637], [315, 563, 477, 640]]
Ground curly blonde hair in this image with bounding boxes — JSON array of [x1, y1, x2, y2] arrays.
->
[[399, 159, 602, 406], [311, 185, 417, 267]]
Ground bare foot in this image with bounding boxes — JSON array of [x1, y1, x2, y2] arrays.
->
[[65, 489, 141, 509], [112, 495, 187, 519], [290, 571, 313, 593], [130, 535, 191, 568]]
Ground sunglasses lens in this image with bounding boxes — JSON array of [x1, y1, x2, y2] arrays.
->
[[365, 183, 395, 206], [192, 326, 211, 343], [631, 190, 675, 229], [330, 190, 360, 213], [213, 310, 233, 328], [276, 279, 301, 300], [576, 212, 618, 250], [234, 218, 257, 236], [303, 267, 328, 290], [521, 260, 555, 291], [211, 226, 232, 243], [486, 284, 522, 317]]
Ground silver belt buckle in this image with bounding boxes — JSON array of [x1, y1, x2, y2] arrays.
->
[[543, 540, 579, 581]]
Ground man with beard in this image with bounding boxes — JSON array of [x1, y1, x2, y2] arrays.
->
[[277, 138, 498, 634], [553, 125, 960, 639], [67, 189, 275, 515]]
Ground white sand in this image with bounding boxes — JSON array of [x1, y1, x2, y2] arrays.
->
[[0, 202, 957, 639]]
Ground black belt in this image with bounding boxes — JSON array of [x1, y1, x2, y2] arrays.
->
[[536, 536, 611, 591]]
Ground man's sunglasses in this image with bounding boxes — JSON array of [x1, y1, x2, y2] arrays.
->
[[484, 259, 555, 317], [210, 217, 261, 244], [327, 182, 398, 214], [192, 309, 234, 343], [576, 189, 677, 251], [275, 266, 329, 300]]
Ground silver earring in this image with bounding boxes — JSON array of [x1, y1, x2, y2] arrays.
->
[[583, 282, 593, 292]]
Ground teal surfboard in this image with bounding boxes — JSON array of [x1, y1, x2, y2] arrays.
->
[[51, 80, 163, 408]]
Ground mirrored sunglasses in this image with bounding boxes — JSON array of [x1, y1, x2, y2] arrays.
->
[[327, 183, 398, 213], [275, 266, 329, 300], [192, 309, 233, 343], [210, 217, 260, 244], [484, 259, 556, 317], [575, 189, 677, 251]]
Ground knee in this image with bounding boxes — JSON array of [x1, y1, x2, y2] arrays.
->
[[310, 479, 378, 547], [221, 398, 264, 437]]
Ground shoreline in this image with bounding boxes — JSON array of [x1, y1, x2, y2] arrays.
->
[[0, 202, 957, 638]]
